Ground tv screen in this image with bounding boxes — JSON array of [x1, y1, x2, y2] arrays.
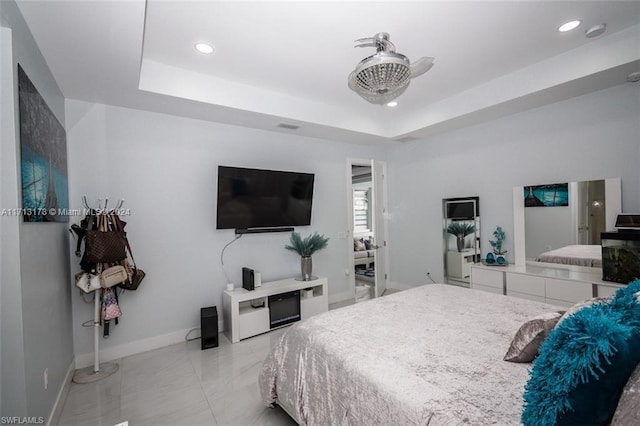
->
[[216, 166, 315, 230], [446, 201, 477, 220]]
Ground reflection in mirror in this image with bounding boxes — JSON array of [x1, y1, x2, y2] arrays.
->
[[442, 196, 480, 286], [513, 178, 621, 267], [352, 165, 375, 302]]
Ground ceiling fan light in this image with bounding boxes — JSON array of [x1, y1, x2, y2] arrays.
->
[[348, 32, 433, 105], [348, 52, 412, 104]]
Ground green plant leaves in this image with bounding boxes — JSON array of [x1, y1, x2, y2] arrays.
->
[[284, 232, 329, 257]]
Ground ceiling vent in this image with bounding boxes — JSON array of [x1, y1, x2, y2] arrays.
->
[[277, 123, 300, 130]]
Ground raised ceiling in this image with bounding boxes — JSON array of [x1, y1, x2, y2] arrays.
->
[[16, 1, 640, 145]]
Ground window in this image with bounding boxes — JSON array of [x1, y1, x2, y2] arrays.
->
[[354, 188, 371, 232]]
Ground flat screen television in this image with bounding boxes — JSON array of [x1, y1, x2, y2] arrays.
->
[[216, 166, 315, 230], [446, 199, 479, 220]]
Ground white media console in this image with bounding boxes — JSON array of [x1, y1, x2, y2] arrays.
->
[[222, 276, 328, 343]]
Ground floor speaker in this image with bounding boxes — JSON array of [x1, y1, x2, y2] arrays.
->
[[201, 306, 218, 350]]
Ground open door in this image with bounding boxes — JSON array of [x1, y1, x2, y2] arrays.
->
[[371, 160, 387, 297], [348, 159, 388, 302]]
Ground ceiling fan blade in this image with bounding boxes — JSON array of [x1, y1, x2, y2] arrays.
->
[[354, 38, 378, 49], [347, 71, 358, 90], [410, 57, 435, 78]]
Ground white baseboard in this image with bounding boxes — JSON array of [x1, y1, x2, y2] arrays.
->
[[328, 290, 354, 305], [75, 320, 224, 369], [47, 360, 74, 426]]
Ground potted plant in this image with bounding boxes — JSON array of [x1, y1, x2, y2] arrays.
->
[[285, 232, 329, 281], [446, 221, 476, 252], [488, 226, 507, 264]]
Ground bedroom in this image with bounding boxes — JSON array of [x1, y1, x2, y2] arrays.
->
[[1, 0, 639, 425]]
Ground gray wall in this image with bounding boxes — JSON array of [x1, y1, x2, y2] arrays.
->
[[386, 83, 640, 286], [0, 0, 73, 421]]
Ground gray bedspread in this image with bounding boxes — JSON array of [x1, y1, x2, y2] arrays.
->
[[259, 284, 563, 425]]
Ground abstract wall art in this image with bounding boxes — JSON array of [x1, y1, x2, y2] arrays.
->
[[524, 183, 569, 207], [18, 64, 68, 222]]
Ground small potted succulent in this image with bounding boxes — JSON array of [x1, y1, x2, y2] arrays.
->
[[446, 221, 476, 252], [285, 232, 329, 281]]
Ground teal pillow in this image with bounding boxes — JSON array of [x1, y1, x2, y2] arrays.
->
[[522, 279, 640, 426]]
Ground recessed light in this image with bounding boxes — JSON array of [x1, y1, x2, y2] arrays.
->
[[558, 20, 581, 32], [194, 42, 214, 54], [386, 101, 398, 107]]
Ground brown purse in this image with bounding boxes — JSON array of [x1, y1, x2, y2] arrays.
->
[[111, 214, 146, 291], [85, 215, 127, 263]]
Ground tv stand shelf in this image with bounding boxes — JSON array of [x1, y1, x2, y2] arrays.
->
[[222, 276, 328, 343]]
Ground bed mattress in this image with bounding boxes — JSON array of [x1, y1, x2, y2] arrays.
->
[[259, 284, 563, 425]]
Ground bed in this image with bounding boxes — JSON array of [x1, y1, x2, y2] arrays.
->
[[534, 244, 602, 267], [258, 284, 564, 425]]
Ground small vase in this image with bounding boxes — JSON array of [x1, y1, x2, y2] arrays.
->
[[300, 256, 312, 281], [456, 236, 465, 252]]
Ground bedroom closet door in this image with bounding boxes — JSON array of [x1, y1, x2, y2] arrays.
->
[[348, 159, 388, 302], [371, 160, 387, 297]]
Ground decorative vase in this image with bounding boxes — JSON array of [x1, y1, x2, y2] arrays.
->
[[300, 256, 312, 281], [456, 236, 465, 252]]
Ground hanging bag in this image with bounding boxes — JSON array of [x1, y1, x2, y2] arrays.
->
[[85, 214, 127, 263], [75, 272, 101, 293], [112, 214, 146, 291], [100, 265, 128, 288], [101, 287, 122, 321]]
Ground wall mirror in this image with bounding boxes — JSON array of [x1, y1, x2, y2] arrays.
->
[[513, 178, 621, 266], [442, 196, 480, 285]]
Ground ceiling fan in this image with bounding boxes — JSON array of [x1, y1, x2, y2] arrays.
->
[[348, 32, 434, 105]]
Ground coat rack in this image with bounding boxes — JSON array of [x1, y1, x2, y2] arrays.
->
[[72, 196, 124, 384]]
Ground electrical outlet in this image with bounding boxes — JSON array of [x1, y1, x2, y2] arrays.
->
[[44, 368, 48, 390]]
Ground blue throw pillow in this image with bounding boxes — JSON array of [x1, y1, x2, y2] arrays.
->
[[522, 279, 640, 426]]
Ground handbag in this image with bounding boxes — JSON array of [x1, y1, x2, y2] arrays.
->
[[85, 215, 127, 263], [75, 272, 101, 293], [101, 288, 122, 321], [120, 267, 146, 291], [85, 230, 126, 263], [111, 215, 146, 291], [100, 265, 128, 288]]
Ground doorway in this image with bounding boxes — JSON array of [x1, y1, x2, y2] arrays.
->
[[347, 159, 388, 302]]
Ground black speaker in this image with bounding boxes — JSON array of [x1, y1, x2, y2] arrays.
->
[[242, 267, 255, 291], [200, 306, 218, 350]]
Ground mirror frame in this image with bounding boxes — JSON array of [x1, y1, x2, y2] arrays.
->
[[513, 178, 622, 266]]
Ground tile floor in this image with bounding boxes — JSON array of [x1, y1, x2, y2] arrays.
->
[[56, 327, 296, 426], [56, 293, 399, 426]]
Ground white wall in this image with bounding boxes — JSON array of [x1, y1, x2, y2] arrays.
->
[[65, 100, 386, 363], [387, 83, 640, 286], [1, 1, 74, 420]]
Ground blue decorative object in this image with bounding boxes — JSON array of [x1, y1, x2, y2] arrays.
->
[[522, 279, 640, 426], [485, 252, 495, 264]]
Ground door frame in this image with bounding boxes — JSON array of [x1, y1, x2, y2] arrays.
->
[[346, 158, 389, 300]]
